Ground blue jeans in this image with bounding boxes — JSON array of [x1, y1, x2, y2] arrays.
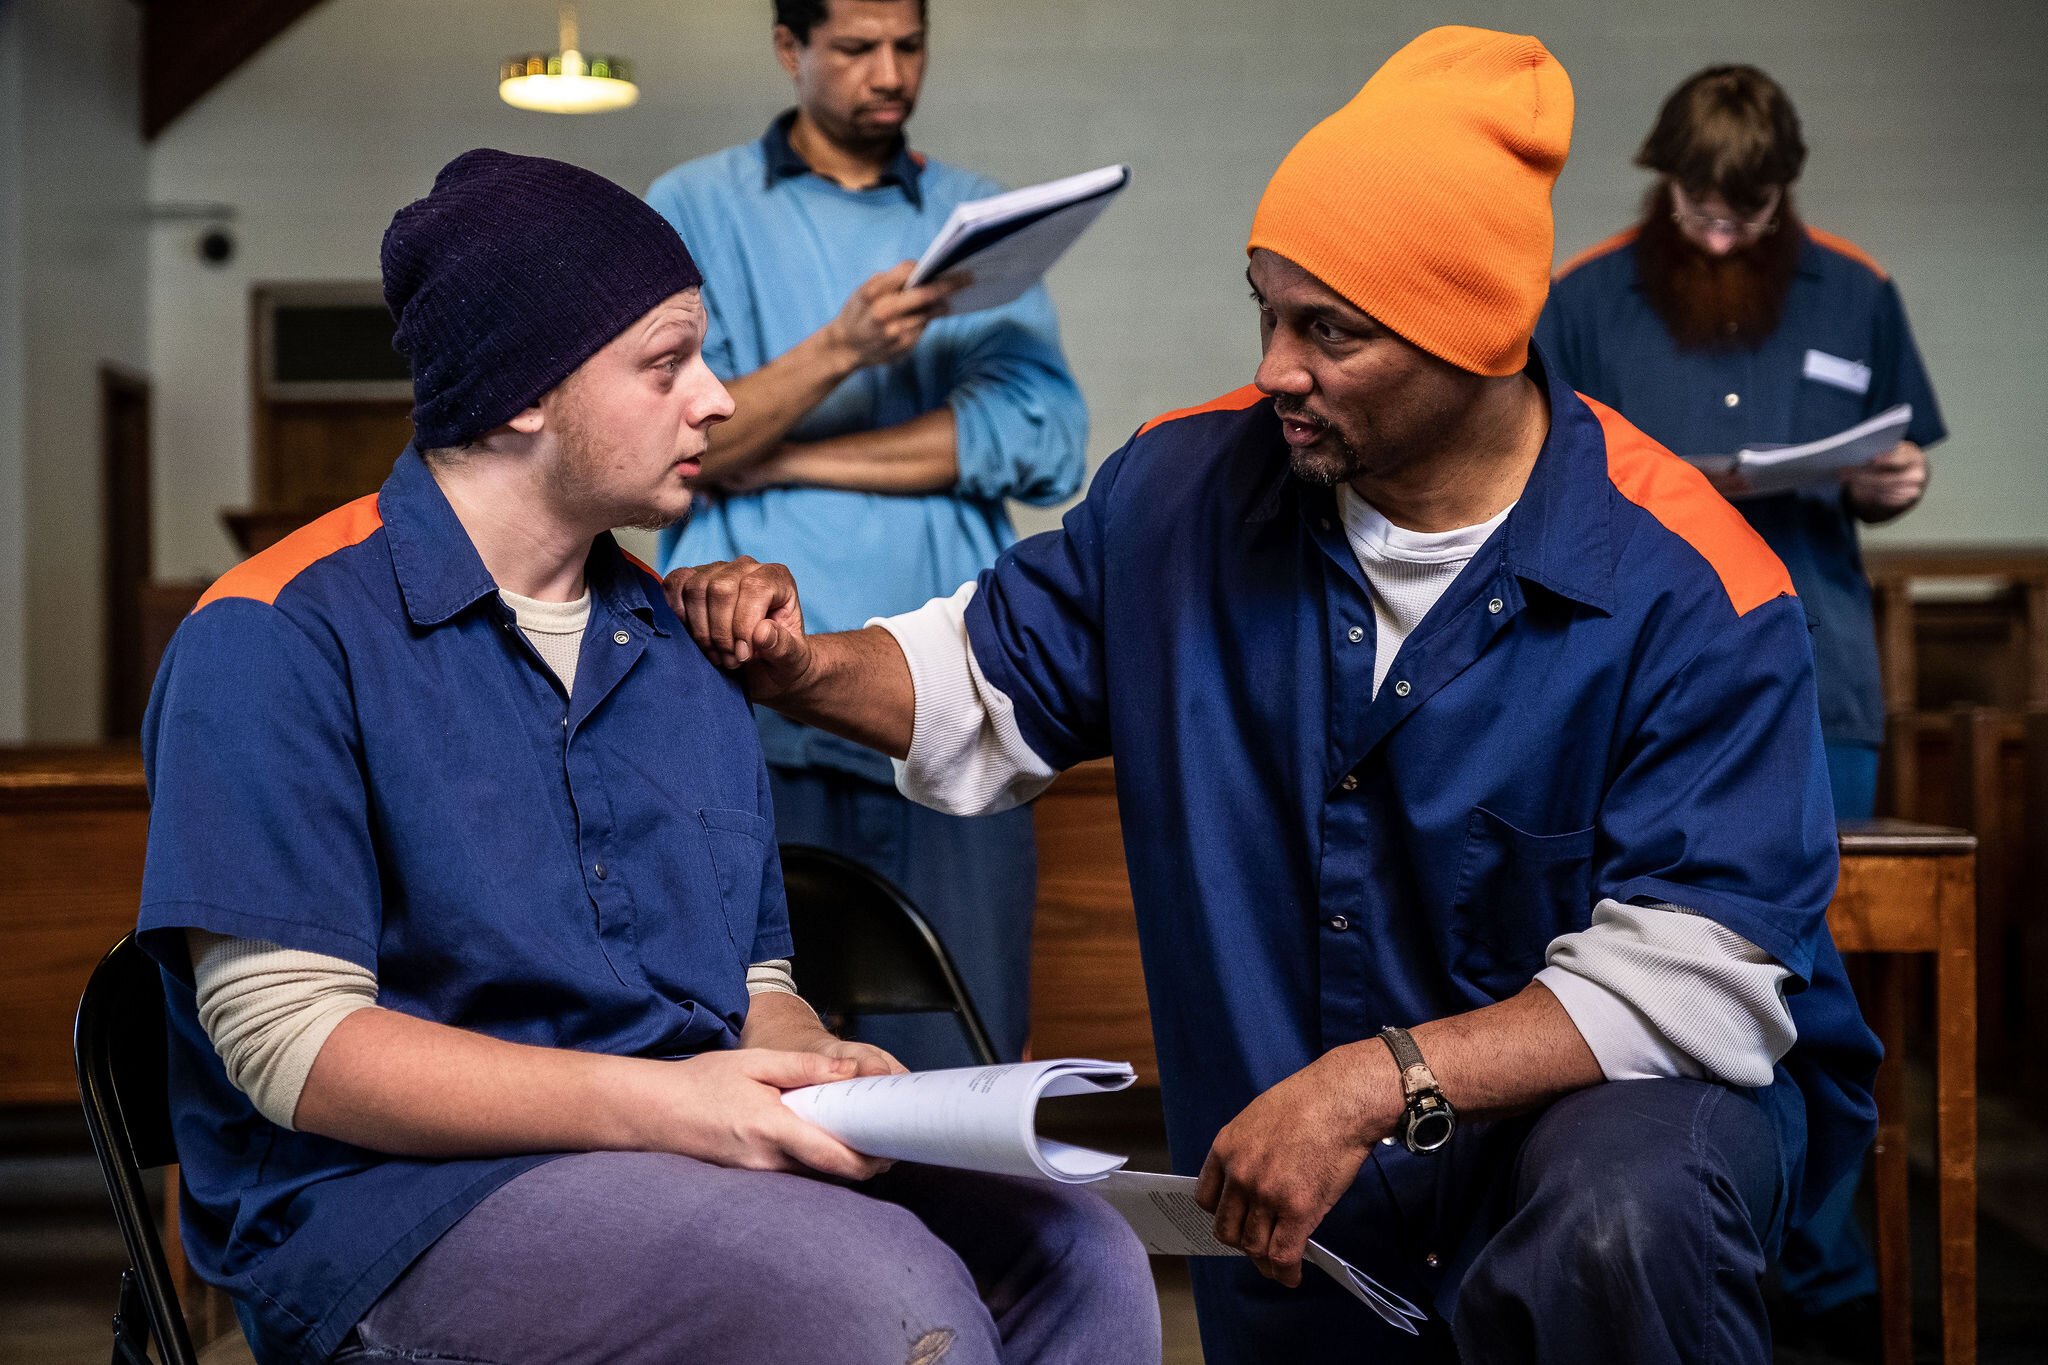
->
[[332, 1152, 1160, 1364], [1825, 739, 1881, 821], [1189, 1079, 1784, 1364], [768, 764, 1036, 1070]]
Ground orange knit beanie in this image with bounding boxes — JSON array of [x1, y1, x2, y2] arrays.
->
[[1248, 26, 1574, 377]]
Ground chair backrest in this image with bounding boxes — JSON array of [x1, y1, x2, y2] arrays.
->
[[74, 934, 199, 1365], [778, 844, 999, 1066]]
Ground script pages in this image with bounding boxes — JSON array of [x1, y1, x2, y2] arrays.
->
[[781, 1058, 1428, 1334], [905, 164, 1131, 315], [1096, 1171, 1427, 1336], [1684, 403, 1912, 494], [782, 1057, 1134, 1181]]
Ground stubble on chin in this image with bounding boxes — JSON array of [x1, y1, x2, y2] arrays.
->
[[1286, 427, 1373, 487]]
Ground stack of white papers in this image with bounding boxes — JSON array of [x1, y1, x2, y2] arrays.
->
[[1094, 1171, 1427, 1335], [1685, 403, 1912, 494], [782, 1058, 1134, 1183], [782, 1059, 1428, 1333], [905, 164, 1131, 315]]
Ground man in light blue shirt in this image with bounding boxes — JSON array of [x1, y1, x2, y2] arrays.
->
[[648, 0, 1087, 1067]]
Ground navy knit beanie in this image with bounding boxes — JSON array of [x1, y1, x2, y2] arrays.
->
[[382, 148, 702, 449]]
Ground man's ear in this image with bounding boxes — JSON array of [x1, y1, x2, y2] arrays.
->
[[772, 24, 802, 80], [506, 405, 546, 435]]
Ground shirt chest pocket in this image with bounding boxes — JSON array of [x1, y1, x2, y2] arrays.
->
[[1447, 807, 1595, 998], [1795, 358, 1873, 439], [698, 807, 773, 967]]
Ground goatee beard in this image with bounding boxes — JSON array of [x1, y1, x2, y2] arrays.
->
[[1274, 398, 1364, 486], [1635, 183, 1804, 351]]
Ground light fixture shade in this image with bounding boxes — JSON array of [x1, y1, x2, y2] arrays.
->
[[499, 50, 639, 114]]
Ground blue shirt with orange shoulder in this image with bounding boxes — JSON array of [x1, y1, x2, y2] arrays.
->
[[135, 448, 789, 1364], [1537, 226, 1946, 747], [958, 346, 1879, 1358]]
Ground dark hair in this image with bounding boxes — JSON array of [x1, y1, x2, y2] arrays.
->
[[774, 0, 927, 44], [1635, 65, 1806, 214]]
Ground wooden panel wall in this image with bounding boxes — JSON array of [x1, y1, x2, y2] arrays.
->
[[0, 750, 150, 1105]]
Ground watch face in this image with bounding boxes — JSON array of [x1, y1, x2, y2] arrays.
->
[[1408, 1108, 1455, 1153]]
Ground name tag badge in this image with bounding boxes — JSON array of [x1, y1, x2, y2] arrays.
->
[[1804, 349, 1872, 395]]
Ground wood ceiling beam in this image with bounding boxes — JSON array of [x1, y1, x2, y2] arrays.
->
[[142, 0, 332, 140]]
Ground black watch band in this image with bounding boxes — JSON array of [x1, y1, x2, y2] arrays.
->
[[1377, 1025, 1457, 1154]]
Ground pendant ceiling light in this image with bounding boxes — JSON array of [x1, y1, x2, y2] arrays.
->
[[500, 5, 639, 115]]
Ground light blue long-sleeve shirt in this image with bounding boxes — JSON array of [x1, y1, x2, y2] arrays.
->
[[647, 112, 1088, 780]]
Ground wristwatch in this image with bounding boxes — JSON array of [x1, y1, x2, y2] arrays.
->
[[1377, 1025, 1456, 1154]]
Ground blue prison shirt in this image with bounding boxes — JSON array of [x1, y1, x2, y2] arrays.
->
[[135, 449, 790, 1364], [647, 112, 1087, 783], [1538, 227, 1947, 747], [958, 349, 1881, 1357]]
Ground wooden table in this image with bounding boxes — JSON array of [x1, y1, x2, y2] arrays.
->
[[1833, 820, 1978, 1365], [1031, 774, 1980, 1361], [0, 746, 149, 1105]]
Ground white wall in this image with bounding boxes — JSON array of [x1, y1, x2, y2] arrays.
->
[[0, 0, 29, 741], [0, 0, 148, 742], [140, 0, 2048, 586]]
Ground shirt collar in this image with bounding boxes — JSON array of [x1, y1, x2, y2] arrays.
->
[[380, 446, 665, 633], [760, 107, 925, 209], [1498, 343, 1616, 615]]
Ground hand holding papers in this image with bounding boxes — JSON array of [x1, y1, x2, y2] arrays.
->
[[1094, 1171, 1427, 1335], [781, 1058, 1135, 1182], [905, 165, 1131, 315], [1685, 404, 1912, 495], [781, 1059, 1429, 1333]]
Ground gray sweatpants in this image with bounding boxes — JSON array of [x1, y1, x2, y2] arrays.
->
[[331, 1151, 1162, 1364]]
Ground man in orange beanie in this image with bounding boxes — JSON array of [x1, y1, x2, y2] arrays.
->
[[665, 27, 1877, 1364]]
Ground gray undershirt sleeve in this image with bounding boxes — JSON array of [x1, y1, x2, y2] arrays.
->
[[187, 930, 378, 1130], [1538, 900, 1798, 1088]]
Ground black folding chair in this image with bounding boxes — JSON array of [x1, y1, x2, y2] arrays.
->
[[74, 934, 200, 1365], [778, 844, 999, 1066]]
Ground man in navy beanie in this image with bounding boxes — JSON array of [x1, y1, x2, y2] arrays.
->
[[135, 148, 1156, 1365]]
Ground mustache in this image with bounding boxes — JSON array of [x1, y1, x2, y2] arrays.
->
[[1272, 398, 1330, 430]]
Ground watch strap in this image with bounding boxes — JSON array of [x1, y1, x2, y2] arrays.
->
[[1378, 1024, 1438, 1099]]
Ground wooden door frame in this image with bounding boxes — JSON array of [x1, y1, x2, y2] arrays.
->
[[99, 364, 152, 739]]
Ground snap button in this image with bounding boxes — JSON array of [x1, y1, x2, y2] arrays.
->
[[593, 862, 608, 880], [1327, 915, 1349, 932], [1488, 598, 1503, 614], [1424, 1252, 1441, 1269], [1347, 626, 1365, 644], [1723, 392, 1741, 408], [1340, 774, 1358, 792], [1393, 680, 1411, 697], [613, 629, 631, 645]]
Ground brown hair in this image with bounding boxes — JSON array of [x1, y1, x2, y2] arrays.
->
[[1635, 65, 1806, 215]]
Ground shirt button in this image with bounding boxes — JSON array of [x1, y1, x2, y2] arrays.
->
[[1488, 598, 1504, 614], [613, 629, 631, 645], [1393, 679, 1411, 697], [1347, 626, 1365, 644], [1723, 392, 1741, 408], [1340, 773, 1359, 792], [1319, 517, 1333, 532], [593, 862, 608, 880], [1327, 915, 1350, 932], [1424, 1252, 1441, 1269]]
